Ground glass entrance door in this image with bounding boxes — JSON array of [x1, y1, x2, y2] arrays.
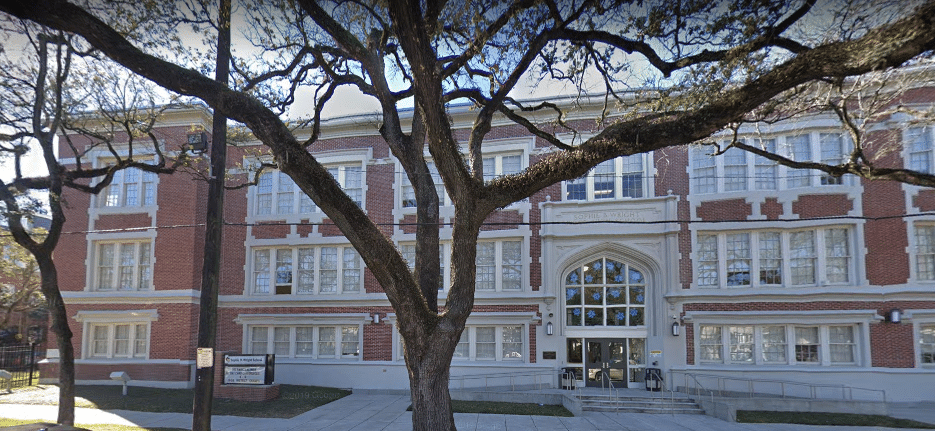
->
[[585, 338, 627, 387]]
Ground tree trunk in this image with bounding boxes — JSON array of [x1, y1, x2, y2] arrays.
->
[[37, 257, 74, 425], [407, 353, 455, 431]]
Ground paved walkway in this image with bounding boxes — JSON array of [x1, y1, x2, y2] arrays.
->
[[1, 394, 934, 431]]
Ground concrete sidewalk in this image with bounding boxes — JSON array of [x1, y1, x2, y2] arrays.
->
[[2, 393, 934, 431]]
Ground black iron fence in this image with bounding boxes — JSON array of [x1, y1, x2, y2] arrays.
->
[[0, 343, 38, 389]]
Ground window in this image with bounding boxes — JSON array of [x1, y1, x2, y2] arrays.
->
[[99, 166, 156, 208], [400, 243, 448, 290], [794, 326, 820, 363], [252, 245, 362, 295], [93, 241, 152, 291], [691, 133, 851, 194], [445, 326, 526, 362], [729, 326, 754, 363], [482, 153, 523, 181], [400, 161, 449, 207], [915, 224, 935, 281], [754, 139, 778, 190], [696, 324, 859, 366], [88, 323, 148, 359], [907, 126, 933, 173], [254, 165, 363, 216], [248, 325, 361, 359], [564, 154, 648, 200], [695, 227, 852, 288], [921, 324, 935, 365], [475, 240, 523, 292], [698, 326, 722, 362], [565, 258, 645, 327]]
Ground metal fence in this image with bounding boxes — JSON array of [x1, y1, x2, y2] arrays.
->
[[0, 343, 39, 389]]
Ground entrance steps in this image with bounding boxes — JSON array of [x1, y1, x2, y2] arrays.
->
[[578, 392, 706, 414]]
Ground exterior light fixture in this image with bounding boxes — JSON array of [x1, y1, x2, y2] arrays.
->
[[888, 309, 902, 324], [372, 313, 380, 324], [546, 321, 553, 336], [671, 320, 680, 336]]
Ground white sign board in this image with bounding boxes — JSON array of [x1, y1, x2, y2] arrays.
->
[[224, 366, 266, 385], [224, 355, 266, 365], [196, 348, 214, 369]]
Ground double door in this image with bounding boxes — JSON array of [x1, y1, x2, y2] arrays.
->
[[583, 337, 646, 388]]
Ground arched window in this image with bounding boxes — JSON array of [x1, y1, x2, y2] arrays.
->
[[565, 258, 645, 327]]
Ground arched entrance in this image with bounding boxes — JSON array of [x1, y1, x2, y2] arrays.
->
[[563, 256, 648, 388]]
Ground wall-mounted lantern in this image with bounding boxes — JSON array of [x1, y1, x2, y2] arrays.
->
[[546, 321, 553, 336], [887, 309, 902, 324], [671, 320, 681, 336]]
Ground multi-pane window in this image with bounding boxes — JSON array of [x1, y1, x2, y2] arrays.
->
[[794, 326, 820, 363], [400, 243, 448, 290], [729, 326, 754, 363], [819, 133, 847, 185], [698, 324, 858, 366], [754, 139, 778, 190], [565, 258, 645, 327], [254, 165, 363, 216], [696, 227, 852, 288], [921, 324, 935, 365], [88, 323, 148, 359], [564, 155, 648, 200], [249, 325, 361, 359], [698, 326, 723, 362], [691, 133, 851, 194], [252, 245, 362, 295], [446, 326, 525, 361], [482, 153, 523, 181], [401, 161, 449, 207], [907, 126, 933, 173], [475, 240, 523, 292], [94, 241, 152, 291], [99, 166, 156, 208], [787, 134, 812, 188], [915, 225, 935, 281]]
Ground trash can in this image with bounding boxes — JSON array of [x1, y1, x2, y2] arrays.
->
[[644, 367, 662, 392], [560, 367, 577, 390]]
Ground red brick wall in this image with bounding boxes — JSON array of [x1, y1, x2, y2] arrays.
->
[[792, 194, 853, 218], [696, 199, 752, 221]]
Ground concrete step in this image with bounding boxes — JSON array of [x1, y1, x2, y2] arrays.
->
[[578, 394, 705, 415]]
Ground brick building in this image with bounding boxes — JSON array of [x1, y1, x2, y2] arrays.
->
[[40, 91, 935, 402]]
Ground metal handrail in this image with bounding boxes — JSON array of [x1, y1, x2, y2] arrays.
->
[[448, 369, 557, 391], [668, 371, 886, 403], [668, 370, 715, 404]]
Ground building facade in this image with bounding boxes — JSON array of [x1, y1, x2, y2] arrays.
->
[[42, 92, 935, 402]]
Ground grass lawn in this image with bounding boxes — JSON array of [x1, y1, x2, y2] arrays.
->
[[0, 418, 188, 431], [407, 400, 573, 417], [2, 384, 349, 419], [737, 411, 935, 428]]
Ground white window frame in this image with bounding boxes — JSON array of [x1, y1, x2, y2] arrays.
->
[[250, 245, 363, 295], [475, 239, 524, 292], [91, 240, 153, 292], [75, 310, 157, 361], [399, 160, 452, 208], [247, 324, 363, 360], [694, 227, 853, 289], [563, 154, 651, 201], [250, 161, 366, 218], [95, 160, 158, 209], [690, 132, 853, 194], [433, 325, 526, 362], [912, 223, 935, 282], [694, 323, 860, 366], [918, 321, 935, 367], [400, 242, 450, 291], [906, 125, 934, 174]]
